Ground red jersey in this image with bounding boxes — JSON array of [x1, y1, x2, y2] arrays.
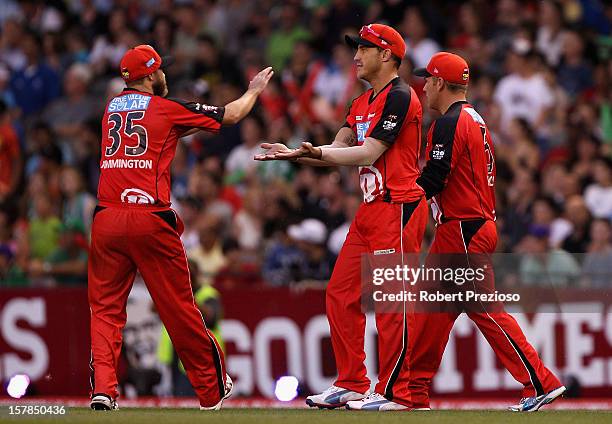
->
[[0, 123, 20, 195], [98, 88, 223, 207], [344, 77, 423, 203], [416, 101, 496, 222]]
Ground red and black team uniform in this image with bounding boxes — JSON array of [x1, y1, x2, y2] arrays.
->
[[329, 76, 428, 405], [409, 100, 562, 408], [89, 87, 227, 408]]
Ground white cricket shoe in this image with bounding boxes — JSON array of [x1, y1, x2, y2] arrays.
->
[[90, 393, 118, 411], [306, 385, 371, 409], [200, 374, 234, 411], [508, 386, 566, 412], [346, 392, 410, 411]]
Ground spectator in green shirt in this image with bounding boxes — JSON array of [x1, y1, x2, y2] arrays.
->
[[266, 4, 311, 71], [29, 219, 88, 285], [28, 194, 62, 260]]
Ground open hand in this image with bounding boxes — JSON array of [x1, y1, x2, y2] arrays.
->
[[248, 67, 274, 95], [274, 142, 322, 160], [254, 142, 292, 161]]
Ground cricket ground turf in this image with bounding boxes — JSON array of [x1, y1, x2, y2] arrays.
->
[[1, 408, 611, 424]]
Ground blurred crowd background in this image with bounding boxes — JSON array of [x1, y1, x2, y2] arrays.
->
[[1, 0, 612, 289]]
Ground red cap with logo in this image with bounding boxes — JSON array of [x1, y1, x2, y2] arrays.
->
[[413, 52, 470, 85], [345, 24, 406, 60], [119, 44, 173, 82]]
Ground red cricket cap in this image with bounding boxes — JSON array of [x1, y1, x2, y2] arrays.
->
[[119, 44, 173, 82], [414, 52, 470, 85], [345, 24, 406, 60]]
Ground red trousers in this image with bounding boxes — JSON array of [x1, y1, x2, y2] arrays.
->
[[407, 219, 561, 407], [327, 197, 427, 406], [88, 206, 226, 407]]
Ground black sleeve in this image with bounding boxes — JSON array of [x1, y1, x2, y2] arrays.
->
[[165, 97, 225, 124], [369, 88, 411, 144], [342, 98, 357, 129], [416, 115, 459, 199]]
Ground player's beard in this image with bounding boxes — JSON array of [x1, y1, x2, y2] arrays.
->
[[152, 79, 168, 97]]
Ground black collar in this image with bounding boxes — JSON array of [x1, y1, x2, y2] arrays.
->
[[368, 76, 400, 104], [122, 87, 152, 95], [444, 100, 469, 115]]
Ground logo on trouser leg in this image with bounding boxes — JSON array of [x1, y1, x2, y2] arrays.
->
[[373, 248, 396, 255]]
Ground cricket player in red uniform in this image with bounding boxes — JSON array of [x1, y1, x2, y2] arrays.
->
[[88, 44, 273, 410], [257, 24, 427, 411], [409, 52, 565, 412]]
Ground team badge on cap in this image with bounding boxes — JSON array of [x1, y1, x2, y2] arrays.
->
[[119, 45, 174, 82], [413, 52, 470, 85]]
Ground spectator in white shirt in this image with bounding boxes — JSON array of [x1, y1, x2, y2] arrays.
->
[[494, 39, 555, 137], [311, 43, 358, 126], [401, 7, 440, 69], [581, 219, 612, 288], [225, 115, 265, 182], [584, 158, 612, 219], [536, 0, 566, 67]]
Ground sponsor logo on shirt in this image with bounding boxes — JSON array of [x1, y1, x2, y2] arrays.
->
[[356, 121, 370, 142], [356, 115, 363, 120], [120, 188, 155, 204], [368, 112, 376, 119], [432, 144, 445, 160], [108, 94, 152, 112], [194, 103, 218, 113], [382, 114, 398, 131]]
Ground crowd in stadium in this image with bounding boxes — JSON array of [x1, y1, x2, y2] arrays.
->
[[0, 0, 611, 288]]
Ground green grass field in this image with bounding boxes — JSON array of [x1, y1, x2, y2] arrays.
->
[[1, 408, 611, 424]]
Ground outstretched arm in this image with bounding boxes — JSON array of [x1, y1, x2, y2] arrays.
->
[[297, 127, 358, 166], [271, 137, 388, 166], [254, 127, 358, 166], [223, 67, 274, 125]]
